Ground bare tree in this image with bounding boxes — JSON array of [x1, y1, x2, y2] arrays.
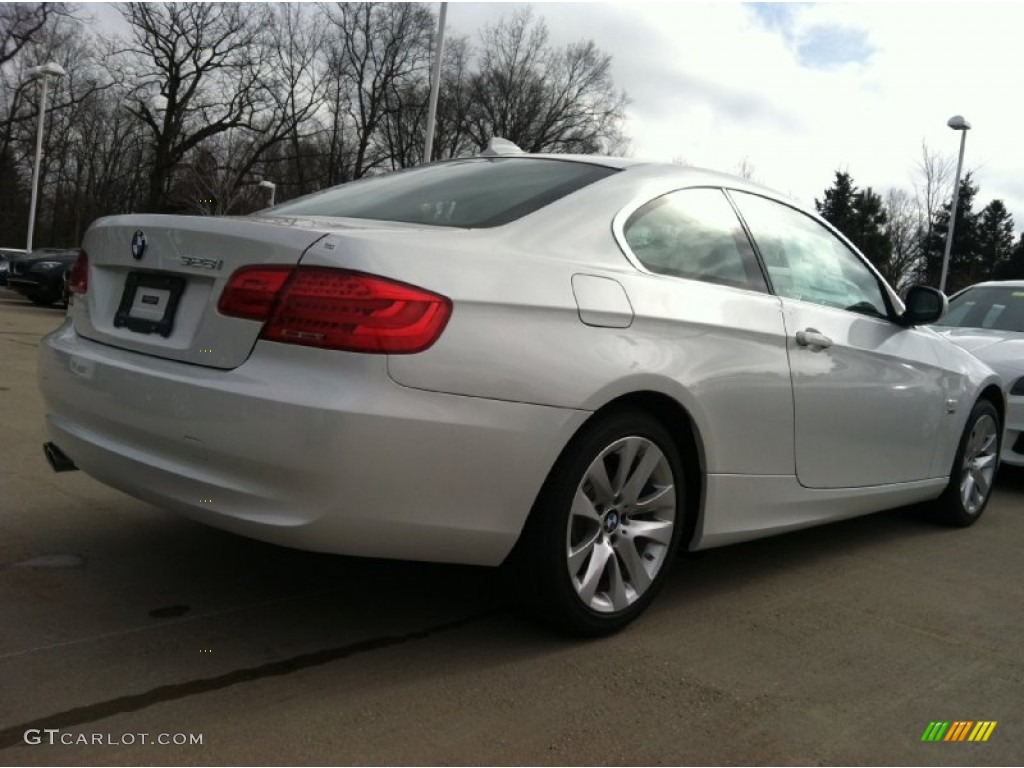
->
[[115, 2, 274, 211], [325, 2, 434, 179], [0, 3, 59, 67], [734, 156, 757, 181], [1, 2, 637, 241], [883, 188, 924, 292], [432, 34, 477, 160], [174, 130, 269, 215], [267, 3, 329, 196], [466, 9, 628, 154], [2, 8, 119, 246], [0, 2, 70, 155], [914, 142, 954, 240]]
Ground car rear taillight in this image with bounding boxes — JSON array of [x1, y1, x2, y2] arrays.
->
[[218, 266, 451, 354], [69, 250, 88, 295], [217, 266, 292, 321]]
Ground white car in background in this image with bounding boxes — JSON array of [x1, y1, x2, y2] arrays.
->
[[936, 280, 1024, 467], [37, 144, 1005, 634]]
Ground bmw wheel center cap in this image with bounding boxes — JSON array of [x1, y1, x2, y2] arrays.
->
[[131, 230, 147, 260]]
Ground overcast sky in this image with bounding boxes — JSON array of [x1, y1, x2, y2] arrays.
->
[[90, 1, 1024, 230], [444, 1, 1024, 230]]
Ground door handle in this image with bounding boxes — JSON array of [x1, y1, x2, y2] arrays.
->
[[796, 328, 833, 349]]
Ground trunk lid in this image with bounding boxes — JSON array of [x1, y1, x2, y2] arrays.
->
[[74, 214, 331, 369]]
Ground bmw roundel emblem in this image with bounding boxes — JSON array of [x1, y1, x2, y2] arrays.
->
[[131, 230, 147, 260]]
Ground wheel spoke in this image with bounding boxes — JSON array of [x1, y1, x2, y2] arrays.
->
[[625, 518, 674, 545], [961, 472, 976, 508], [571, 488, 601, 523], [971, 467, 991, 499], [607, 556, 630, 611], [968, 426, 982, 455], [615, 538, 652, 593], [577, 539, 612, 605], [567, 531, 599, 575], [973, 453, 997, 471], [586, 459, 616, 505], [632, 484, 675, 515], [612, 439, 639, 495], [959, 414, 999, 514], [621, 445, 664, 505]]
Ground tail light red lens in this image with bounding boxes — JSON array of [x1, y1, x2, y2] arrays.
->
[[69, 250, 89, 295], [217, 266, 292, 320], [219, 266, 451, 354]]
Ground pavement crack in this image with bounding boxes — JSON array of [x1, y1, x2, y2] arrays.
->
[[0, 611, 491, 751]]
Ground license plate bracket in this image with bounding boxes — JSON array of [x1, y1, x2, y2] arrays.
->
[[113, 272, 185, 338]]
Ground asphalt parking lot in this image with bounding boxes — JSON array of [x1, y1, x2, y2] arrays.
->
[[1, 291, 1022, 766]]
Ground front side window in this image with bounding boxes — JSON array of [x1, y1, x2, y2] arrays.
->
[[622, 188, 768, 292], [937, 285, 1024, 332], [730, 191, 890, 318], [265, 158, 616, 228]]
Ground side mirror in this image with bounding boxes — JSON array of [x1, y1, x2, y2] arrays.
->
[[900, 285, 947, 326]]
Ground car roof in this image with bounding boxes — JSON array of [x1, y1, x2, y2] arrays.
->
[[505, 152, 795, 203]]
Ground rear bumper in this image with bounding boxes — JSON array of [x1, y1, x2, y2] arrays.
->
[[39, 320, 589, 565]]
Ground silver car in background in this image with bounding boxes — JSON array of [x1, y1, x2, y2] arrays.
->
[[936, 280, 1024, 467], [38, 143, 1004, 634]]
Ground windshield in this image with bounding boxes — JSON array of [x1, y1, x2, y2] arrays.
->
[[265, 158, 617, 228], [936, 285, 1024, 332]]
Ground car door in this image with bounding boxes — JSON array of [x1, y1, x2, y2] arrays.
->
[[728, 190, 947, 489]]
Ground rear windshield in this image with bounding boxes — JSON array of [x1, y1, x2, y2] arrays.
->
[[265, 158, 617, 228], [937, 285, 1024, 332]]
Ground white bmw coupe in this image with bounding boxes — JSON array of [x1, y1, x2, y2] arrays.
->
[[39, 143, 1004, 634]]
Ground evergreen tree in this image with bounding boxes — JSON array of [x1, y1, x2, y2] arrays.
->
[[848, 186, 893, 277], [815, 171, 858, 236], [922, 172, 980, 292], [996, 234, 1024, 280], [975, 199, 1015, 280], [816, 171, 893, 277]]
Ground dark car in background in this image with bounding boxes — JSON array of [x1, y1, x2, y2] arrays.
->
[[6, 248, 79, 306], [0, 247, 28, 286]]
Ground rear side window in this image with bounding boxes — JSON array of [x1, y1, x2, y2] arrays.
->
[[622, 188, 768, 292], [266, 158, 617, 228]]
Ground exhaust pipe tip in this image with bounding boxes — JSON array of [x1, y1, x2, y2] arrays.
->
[[43, 442, 78, 473]]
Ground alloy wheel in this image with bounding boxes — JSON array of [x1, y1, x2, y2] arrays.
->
[[566, 436, 677, 613], [960, 413, 998, 515]]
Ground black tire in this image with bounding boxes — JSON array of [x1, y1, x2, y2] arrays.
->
[[932, 399, 1001, 527], [508, 409, 690, 636]]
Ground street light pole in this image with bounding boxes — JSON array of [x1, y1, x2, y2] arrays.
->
[[25, 62, 65, 253], [422, 2, 448, 164], [258, 180, 276, 207], [939, 115, 971, 294]]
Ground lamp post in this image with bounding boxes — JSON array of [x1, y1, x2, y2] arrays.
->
[[258, 180, 276, 207], [422, 2, 448, 164], [25, 61, 65, 252], [939, 115, 971, 294]]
